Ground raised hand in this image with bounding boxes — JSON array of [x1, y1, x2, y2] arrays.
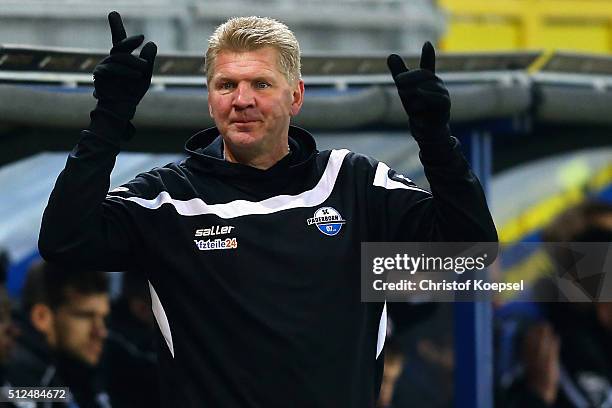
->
[[93, 11, 157, 122], [387, 42, 451, 142]]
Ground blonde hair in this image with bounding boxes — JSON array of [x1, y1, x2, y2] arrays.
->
[[206, 16, 301, 85]]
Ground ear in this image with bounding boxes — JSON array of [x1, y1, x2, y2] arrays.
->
[[289, 79, 305, 117], [30, 304, 56, 344]]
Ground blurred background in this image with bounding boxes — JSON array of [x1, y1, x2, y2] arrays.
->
[[0, 0, 611, 407]]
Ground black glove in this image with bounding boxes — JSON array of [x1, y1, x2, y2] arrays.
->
[[387, 42, 451, 145], [93, 11, 157, 122]]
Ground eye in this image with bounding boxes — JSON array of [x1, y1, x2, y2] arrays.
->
[[255, 81, 271, 89], [219, 81, 235, 90]]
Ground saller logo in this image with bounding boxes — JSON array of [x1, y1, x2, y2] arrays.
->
[[307, 207, 346, 236], [195, 225, 235, 237]]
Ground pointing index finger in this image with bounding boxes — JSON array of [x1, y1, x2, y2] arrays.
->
[[108, 11, 127, 47], [387, 54, 409, 79], [419, 41, 436, 74]]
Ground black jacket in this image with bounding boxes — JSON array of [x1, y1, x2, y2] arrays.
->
[[39, 115, 497, 407], [5, 320, 110, 408], [5, 320, 60, 386], [1, 321, 60, 408]]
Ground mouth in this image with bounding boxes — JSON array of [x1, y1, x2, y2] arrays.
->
[[230, 120, 261, 131], [231, 119, 260, 124], [88, 341, 103, 354]]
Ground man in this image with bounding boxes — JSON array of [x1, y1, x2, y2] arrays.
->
[[0, 253, 16, 378], [103, 273, 159, 408], [0, 284, 18, 404], [39, 11, 497, 407], [501, 201, 612, 407], [0, 253, 20, 407], [6, 261, 111, 407], [377, 335, 404, 408]]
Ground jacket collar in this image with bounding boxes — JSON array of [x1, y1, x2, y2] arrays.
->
[[183, 126, 318, 179]]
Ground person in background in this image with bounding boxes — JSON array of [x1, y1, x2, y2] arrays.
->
[[391, 303, 454, 408], [502, 201, 612, 407], [0, 249, 19, 406], [0, 284, 19, 403], [377, 335, 405, 408], [103, 273, 158, 408], [6, 260, 112, 408]]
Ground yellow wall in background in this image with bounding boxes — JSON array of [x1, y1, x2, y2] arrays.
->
[[439, 0, 612, 53], [445, 20, 520, 51], [539, 22, 609, 52]]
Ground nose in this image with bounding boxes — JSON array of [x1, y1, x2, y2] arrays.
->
[[232, 82, 255, 110], [92, 317, 108, 339]]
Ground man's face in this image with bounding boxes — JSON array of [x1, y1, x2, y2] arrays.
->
[[52, 290, 109, 365], [207, 47, 304, 163]]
